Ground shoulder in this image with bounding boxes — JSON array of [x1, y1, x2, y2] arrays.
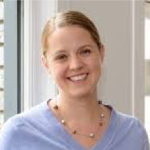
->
[[115, 109, 145, 132], [0, 113, 23, 149], [107, 105, 142, 129], [4, 101, 51, 127], [112, 107, 149, 149], [113, 108, 144, 134], [0, 101, 50, 144]]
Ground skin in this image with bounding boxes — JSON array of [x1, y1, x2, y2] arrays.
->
[[42, 26, 111, 149]]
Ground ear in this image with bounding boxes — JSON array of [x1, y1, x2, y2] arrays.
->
[[41, 55, 49, 69], [42, 56, 52, 76], [99, 44, 105, 63]]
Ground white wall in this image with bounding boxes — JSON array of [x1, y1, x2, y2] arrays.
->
[[24, 0, 145, 122]]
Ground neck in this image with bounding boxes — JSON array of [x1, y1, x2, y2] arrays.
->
[[56, 93, 100, 123]]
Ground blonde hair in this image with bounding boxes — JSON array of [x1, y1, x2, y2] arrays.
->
[[41, 10, 102, 56]]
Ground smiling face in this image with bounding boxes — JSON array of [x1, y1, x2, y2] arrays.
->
[[43, 26, 105, 99]]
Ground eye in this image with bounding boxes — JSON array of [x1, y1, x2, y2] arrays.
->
[[80, 49, 91, 56], [55, 54, 68, 61]]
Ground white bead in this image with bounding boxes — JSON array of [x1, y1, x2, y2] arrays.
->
[[101, 113, 105, 118], [61, 120, 65, 124], [90, 133, 94, 138]]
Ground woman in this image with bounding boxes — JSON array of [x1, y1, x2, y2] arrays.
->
[[0, 10, 149, 150]]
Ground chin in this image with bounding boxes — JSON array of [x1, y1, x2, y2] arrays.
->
[[68, 89, 93, 98]]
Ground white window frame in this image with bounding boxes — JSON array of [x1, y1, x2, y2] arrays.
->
[[24, 0, 58, 110]]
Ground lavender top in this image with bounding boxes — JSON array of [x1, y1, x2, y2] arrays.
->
[[0, 100, 149, 150]]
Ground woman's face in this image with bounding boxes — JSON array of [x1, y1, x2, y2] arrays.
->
[[43, 26, 105, 98]]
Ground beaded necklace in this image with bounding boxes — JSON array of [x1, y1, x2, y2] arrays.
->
[[53, 101, 105, 139]]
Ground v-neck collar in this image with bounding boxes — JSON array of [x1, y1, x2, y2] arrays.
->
[[43, 100, 119, 150]]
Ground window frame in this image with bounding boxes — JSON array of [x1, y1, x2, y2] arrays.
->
[[4, 0, 23, 121]]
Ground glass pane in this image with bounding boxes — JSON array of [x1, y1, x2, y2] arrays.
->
[[0, 91, 4, 130], [0, 23, 4, 43], [0, 69, 4, 89], [0, 1, 4, 131], [0, 47, 4, 66], [145, 16, 150, 141], [145, 18, 150, 60], [0, 2, 4, 20], [145, 61, 150, 96]]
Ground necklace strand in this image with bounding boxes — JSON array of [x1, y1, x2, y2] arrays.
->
[[53, 100, 105, 139]]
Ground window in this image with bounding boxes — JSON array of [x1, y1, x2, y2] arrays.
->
[[0, 0, 4, 130], [24, 0, 57, 110], [145, 0, 150, 141]]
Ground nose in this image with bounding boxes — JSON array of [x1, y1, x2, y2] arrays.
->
[[69, 55, 84, 70]]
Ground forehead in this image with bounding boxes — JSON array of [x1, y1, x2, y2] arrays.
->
[[47, 26, 96, 51]]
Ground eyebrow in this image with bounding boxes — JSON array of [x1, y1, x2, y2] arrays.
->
[[52, 50, 67, 57], [78, 45, 93, 49], [52, 44, 94, 56]]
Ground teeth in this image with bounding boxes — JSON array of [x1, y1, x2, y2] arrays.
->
[[69, 74, 87, 81]]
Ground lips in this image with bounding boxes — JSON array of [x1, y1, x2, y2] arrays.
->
[[68, 73, 88, 82]]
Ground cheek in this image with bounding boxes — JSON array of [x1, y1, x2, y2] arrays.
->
[[91, 56, 102, 69], [92, 58, 103, 77], [51, 65, 66, 81]]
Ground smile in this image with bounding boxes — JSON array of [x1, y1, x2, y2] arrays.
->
[[68, 73, 88, 82]]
